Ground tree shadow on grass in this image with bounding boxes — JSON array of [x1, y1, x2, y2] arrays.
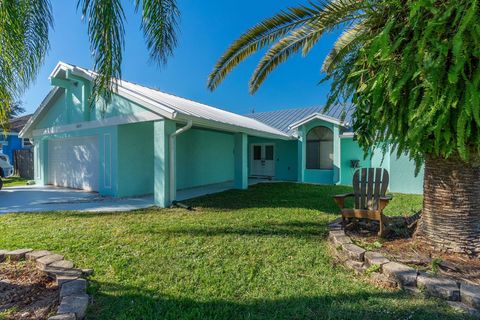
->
[[86, 281, 471, 320], [152, 220, 330, 239], [185, 183, 352, 214]]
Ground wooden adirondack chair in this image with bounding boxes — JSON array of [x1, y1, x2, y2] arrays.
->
[[333, 168, 392, 236]]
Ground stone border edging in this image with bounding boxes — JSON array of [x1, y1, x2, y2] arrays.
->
[[327, 218, 480, 317], [0, 248, 93, 320]]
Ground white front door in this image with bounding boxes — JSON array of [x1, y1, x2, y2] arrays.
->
[[250, 144, 275, 177], [48, 136, 100, 191]]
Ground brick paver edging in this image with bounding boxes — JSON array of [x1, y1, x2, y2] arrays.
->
[[327, 219, 480, 317], [0, 248, 93, 320]]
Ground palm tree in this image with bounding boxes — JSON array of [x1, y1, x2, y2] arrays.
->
[[208, 0, 480, 255], [0, 0, 179, 125]]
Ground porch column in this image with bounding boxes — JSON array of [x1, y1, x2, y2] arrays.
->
[[234, 132, 248, 189], [41, 139, 49, 186], [34, 139, 48, 186], [333, 125, 341, 184], [297, 127, 305, 183], [154, 119, 176, 208]]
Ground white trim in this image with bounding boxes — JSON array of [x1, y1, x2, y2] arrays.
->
[[32, 111, 163, 137], [169, 120, 193, 202], [289, 113, 344, 130], [21, 137, 33, 148], [340, 132, 355, 138], [103, 133, 112, 189]]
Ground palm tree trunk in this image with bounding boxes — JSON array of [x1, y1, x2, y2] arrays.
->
[[416, 154, 480, 256]]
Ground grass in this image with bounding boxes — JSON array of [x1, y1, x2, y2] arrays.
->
[[0, 183, 470, 319], [2, 176, 29, 187]]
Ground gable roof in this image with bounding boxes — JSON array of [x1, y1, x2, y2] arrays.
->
[[9, 114, 33, 133], [21, 62, 291, 140], [246, 105, 353, 135]]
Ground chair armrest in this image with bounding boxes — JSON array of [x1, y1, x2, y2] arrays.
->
[[333, 193, 354, 209], [378, 195, 393, 211]]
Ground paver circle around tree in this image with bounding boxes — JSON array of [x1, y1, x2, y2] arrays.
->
[[0, 249, 93, 320], [327, 218, 480, 318]]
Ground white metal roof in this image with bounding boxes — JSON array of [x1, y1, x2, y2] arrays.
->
[[246, 106, 353, 135], [21, 62, 291, 140]]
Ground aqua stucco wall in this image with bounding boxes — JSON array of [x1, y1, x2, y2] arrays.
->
[[388, 149, 424, 194], [117, 122, 154, 197], [176, 127, 235, 190], [36, 88, 148, 130], [339, 137, 424, 194], [247, 136, 298, 181], [340, 137, 371, 185]]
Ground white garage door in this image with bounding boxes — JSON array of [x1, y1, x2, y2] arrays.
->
[[48, 136, 100, 191]]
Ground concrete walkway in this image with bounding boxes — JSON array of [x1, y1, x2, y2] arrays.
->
[[0, 186, 154, 214], [0, 178, 274, 214]]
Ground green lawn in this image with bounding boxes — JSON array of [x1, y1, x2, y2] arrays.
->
[[2, 176, 29, 187], [0, 183, 469, 319]]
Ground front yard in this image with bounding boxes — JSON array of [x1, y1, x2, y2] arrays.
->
[[0, 183, 469, 319]]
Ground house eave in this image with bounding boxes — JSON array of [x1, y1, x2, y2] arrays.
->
[[173, 114, 293, 140], [25, 62, 294, 140], [288, 112, 345, 130]]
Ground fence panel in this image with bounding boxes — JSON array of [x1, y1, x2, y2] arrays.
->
[[13, 149, 34, 179]]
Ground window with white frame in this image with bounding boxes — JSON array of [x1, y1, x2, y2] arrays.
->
[[22, 138, 33, 148], [306, 126, 334, 169]]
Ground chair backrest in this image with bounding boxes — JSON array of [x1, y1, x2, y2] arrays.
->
[[352, 168, 389, 210]]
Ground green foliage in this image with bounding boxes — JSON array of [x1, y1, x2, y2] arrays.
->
[[326, 0, 480, 164], [366, 264, 381, 274], [210, 0, 480, 164], [0, 0, 52, 128], [0, 0, 179, 126], [431, 258, 443, 275]]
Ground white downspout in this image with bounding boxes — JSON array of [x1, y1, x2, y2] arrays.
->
[[169, 120, 193, 204]]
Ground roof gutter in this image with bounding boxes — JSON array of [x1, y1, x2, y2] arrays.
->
[[169, 120, 193, 204]]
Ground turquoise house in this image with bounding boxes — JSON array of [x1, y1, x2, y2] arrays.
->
[[20, 62, 423, 208]]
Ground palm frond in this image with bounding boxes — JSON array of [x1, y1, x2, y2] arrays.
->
[[249, 25, 318, 93], [134, 0, 180, 66], [321, 22, 365, 74], [248, 0, 364, 93], [78, 0, 126, 104], [0, 0, 52, 129], [207, 4, 320, 91], [208, 0, 364, 92]]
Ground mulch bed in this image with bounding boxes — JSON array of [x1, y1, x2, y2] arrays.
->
[[346, 217, 480, 286], [0, 261, 59, 320]]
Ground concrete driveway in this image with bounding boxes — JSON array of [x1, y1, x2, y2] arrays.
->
[[0, 186, 154, 213]]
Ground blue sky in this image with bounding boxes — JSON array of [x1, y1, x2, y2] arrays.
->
[[21, 0, 341, 116]]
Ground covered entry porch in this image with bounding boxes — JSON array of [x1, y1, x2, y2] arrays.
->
[[153, 119, 291, 208]]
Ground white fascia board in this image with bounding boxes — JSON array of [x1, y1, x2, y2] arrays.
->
[[340, 132, 355, 138], [32, 111, 163, 137], [288, 113, 344, 129], [48, 61, 70, 79], [174, 114, 293, 140]]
